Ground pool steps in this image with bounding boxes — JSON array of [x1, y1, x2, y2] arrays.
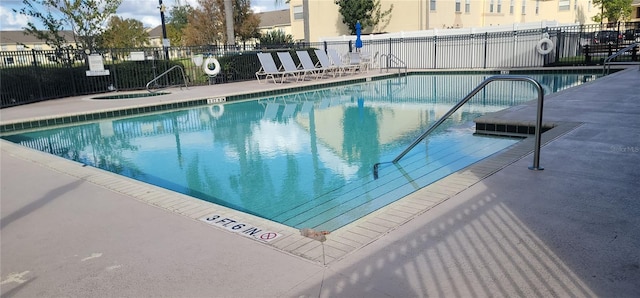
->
[[275, 134, 517, 231]]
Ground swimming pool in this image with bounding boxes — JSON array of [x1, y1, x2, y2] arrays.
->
[[2, 73, 600, 231]]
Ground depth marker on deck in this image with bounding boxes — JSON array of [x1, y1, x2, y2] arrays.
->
[[200, 214, 282, 242]]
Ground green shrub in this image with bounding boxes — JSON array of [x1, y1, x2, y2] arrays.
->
[[1, 59, 184, 107], [258, 30, 294, 49], [110, 60, 185, 90], [213, 52, 260, 83]]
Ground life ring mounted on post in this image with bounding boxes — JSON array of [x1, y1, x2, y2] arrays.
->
[[203, 57, 221, 76], [536, 33, 554, 55]]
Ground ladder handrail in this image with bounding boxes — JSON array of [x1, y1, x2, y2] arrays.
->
[[379, 53, 407, 74], [146, 65, 188, 93], [373, 75, 545, 179], [603, 42, 639, 75]]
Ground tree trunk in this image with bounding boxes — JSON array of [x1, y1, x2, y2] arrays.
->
[[224, 0, 234, 46]]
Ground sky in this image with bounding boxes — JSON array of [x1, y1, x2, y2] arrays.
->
[[0, 0, 289, 31]]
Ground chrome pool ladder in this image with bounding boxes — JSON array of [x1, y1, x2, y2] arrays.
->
[[146, 65, 188, 93], [379, 53, 407, 75], [373, 75, 546, 179], [603, 42, 639, 75]]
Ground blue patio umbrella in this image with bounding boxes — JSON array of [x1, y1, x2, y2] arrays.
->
[[355, 21, 363, 50]]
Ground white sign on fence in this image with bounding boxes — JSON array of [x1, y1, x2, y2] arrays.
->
[[129, 51, 145, 61], [86, 54, 110, 76]]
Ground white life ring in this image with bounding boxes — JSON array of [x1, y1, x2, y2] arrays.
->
[[208, 104, 224, 119], [536, 38, 554, 55], [203, 57, 221, 76]]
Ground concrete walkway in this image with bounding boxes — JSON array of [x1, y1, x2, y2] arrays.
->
[[1, 68, 639, 297]]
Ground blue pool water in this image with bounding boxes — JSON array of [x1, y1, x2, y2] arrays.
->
[[2, 73, 600, 231]]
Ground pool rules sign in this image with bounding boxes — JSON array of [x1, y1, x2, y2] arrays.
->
[[86, 54, 110, 76], [200, 214, 282, 242]]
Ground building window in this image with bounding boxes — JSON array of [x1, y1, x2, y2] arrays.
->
[[16, 45, 25, 51], [490, 0, 494, 13], [522, 0, 526, 14], [497, 0, 502, 13], [34, 45, 43, 51], [536, 0, 540, 15], [0, 45, 7, 51], [293, 5, 303, 20], [465, 0, 470, 13], [510, 0, 514, 14], [559, 0, 570, 11], [430, 0, 436, 11], [455, 0, 461, 12]]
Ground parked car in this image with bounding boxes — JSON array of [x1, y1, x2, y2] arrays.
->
[[593, 30, 623, 45], [624, 29, 640, 41]]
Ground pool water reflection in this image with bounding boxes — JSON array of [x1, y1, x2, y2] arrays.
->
[[2, 73, 599, 230]]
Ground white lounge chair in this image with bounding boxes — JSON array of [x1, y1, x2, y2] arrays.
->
[[296, 50, 327, 79], [350, 52, 370, 72], [359, 51, 376, 71], [327, 49, 359, 75], [276, 52, 308, 82], [313, 49, 340, 77], [255, 52, 297, 84]]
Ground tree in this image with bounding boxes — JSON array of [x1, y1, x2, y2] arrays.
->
[[334, 0, 393, 35], [224, 0, 234, 46], [98, 16, 149, 49], [14, 0, 122, 53], [592, 0, 633, 24], [181, 0, 261, 46], [14, 0, 67, 50], [234, 0, 260, 42], [182, 0, 225, 46], [167, 4, 194, 46]]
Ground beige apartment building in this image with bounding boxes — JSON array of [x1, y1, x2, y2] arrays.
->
[[256, 9, 292, 36], [633, 0, 640, 22], [289, 0, 601, 42], [0, 31, 77, 52]]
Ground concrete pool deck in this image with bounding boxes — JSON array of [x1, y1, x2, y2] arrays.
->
[[1, 68, 639, 297]]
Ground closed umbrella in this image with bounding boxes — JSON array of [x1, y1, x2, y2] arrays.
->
[[355, 21, 363, 51]]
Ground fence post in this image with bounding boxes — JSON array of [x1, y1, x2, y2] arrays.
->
[[433, 35, 437, 69], [388, 37, 392, 62], [111, 49, 119, 91], [554, 29, 562, 64], [32, 49, 44, 102], [483, 32, 488, 69], [512, 30, 517, 68], [66, 48, 78, 96], [584, 45, 591, 64]]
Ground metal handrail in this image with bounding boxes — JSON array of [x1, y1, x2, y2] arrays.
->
[[146, 65, 188, 93], [373, 75, 546, 179], [603, 42, 639, 75], [379, 53, 407, 75]]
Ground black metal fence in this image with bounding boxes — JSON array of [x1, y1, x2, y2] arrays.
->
[[2, 22, 638, 108]]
